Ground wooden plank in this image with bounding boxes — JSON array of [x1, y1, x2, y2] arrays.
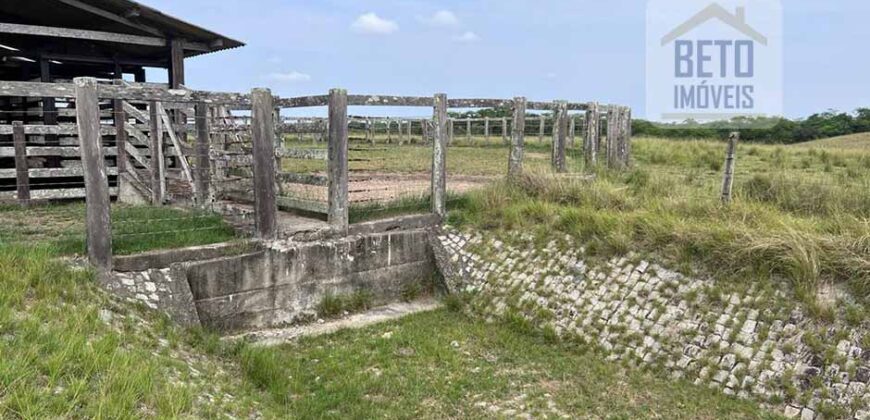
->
[[55, 0, 164, 36], [0, 124, 116, 136], [12, 122, 29, 205], [278, 172, 328, 186], [124, 141, 150, 168], [157, 102, 196, 197], [279, 148, 328, 160], [149, 101, 164, 204], [276, 95, 330, 108], [123, 101, 150, 123], [432, 93, 448, 218], [113, 97, 127, 175], [448, 98, 512, 109], [0, 187, 118, 200], [0, 146, 117, 157], [124, 122, 149, 146], [74, 77, 112, 271], [348, 95, 433, 107], [195, 102, 212, 206], [278, 196, 328, 214], [0, 22, 166, 47], [0, 166, 118, 178], [509, 97, 526, 178], [327, 88, 349, 233], [251, 88, 278, 239]]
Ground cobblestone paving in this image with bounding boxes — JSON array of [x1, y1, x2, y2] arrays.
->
[[434, 228, 870, 419]]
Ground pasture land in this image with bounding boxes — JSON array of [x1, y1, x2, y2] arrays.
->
[[0, 246, 775, 418]]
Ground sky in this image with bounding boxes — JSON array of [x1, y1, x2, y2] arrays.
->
[[140, 0, 870, 119]]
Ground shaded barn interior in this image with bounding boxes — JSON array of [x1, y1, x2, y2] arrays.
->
[[0, 0, 243, 201]]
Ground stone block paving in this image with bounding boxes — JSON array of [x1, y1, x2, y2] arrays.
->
[[433, 228, 870, 419]]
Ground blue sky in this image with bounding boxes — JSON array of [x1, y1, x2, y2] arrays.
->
[[141, 0, 870, 119]]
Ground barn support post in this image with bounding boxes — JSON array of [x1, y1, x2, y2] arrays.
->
[[431, 93, 448, 219], [12, 121, 30, 206], [552, 101, 568, 173], [148, 100, 165, 204], [328, 88, 349, 234], [721, 132, 739, 204], [251, 88, 278, 239], [194, 102, 212, 206], [584, 102, 600, 168], [508, 97, 527, 178], [74, 77, 112, 271]]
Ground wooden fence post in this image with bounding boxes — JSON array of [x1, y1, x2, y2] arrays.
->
[[584, 102, 600, 168], [448, 118, 454, 145], [251, 88, 278, 239], [407, 119, 412, 143], [621, 107, 632, 166], [148, 100, 165, 204], [508, 97, 526, 178], [552, 101, 568, 172], [606, 107, 619, 168], [194, 102, 212, 206], [465, 119, 471, 143], [432, 93, 448, 218], [484, 117, 490, 142], [74, 77, 112, 271], [501, 117, 508, 143], [12, 121, 29, 205], [569, 117, 576, 148], [539, 114, 546, 143], [328, 88, 349, 233], [721, 131, 739, 204]]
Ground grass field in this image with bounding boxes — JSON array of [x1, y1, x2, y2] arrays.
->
[[0, 204, 237, 256], [0, 248, 777, 418], [448, 136, 870, 320], [793, 132, 870, 150]]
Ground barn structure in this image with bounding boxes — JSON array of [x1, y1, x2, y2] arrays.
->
[[0, 0, 243, 201]]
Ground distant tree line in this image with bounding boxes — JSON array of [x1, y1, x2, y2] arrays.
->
[[633, 109, 870, 144]]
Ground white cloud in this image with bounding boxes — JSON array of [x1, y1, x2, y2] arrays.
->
[[266, 71, 312, 82], [351, 12, 399, 35], [423, 10, 459, 26], [452, 31, 480, 43]]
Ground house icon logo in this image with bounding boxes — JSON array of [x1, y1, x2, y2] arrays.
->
[[660, 3, 767, 46], [645, 0, 783, 128]]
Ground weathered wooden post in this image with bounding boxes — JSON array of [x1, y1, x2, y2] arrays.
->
[[721, 131, 739, 204], [584, 102, 600, 168], [148, 100, 165, 204], [328, 89, 350, 233], [606, 106, 619, 168], [552, 101, 568, 172], [431, 93, 448, 218], [501, 117, 508, 143], [194, 102, 212, 206], [539, 114, 546, 143], [397, 120, 404, 145], [621, 107, 632, 166], [448, 118, 454, 145], [407, 119, 413, 143], [250, 88, 278, 239], [74, 77, 112, 271], [508, 97, 526, 178], [466, 118, 472, 143], [12, 121, 30, 206], [569, 117, 576, 148], [484, 117, 490, 142], [112, 84, 127, 183]]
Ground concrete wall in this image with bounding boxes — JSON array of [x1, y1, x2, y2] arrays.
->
[[185, 229, 435, 332]]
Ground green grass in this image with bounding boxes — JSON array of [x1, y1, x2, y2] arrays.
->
[[0, 247, 777, 418], [448, 137, 870, 316], [0, 203, 237, 256]]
